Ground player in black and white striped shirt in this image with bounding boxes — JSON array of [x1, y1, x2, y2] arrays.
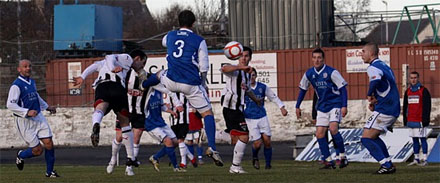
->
[[220, 46, 261, 174]]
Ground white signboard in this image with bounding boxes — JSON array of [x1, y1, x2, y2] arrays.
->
[[295, 128, 433, 163], [346, 48, 390, 73], [67, 62, 82, 95], [145, 53, 278, 102]]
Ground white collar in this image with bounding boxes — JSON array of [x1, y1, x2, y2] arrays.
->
[[314, 64, 326, 75], [179, 28, 193, 32], [18, 76, 31, 85]]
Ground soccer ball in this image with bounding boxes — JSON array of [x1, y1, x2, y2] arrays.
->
[[224, 41, 243, 60]]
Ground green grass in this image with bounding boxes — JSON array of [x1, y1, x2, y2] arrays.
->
[[1, 161, 439, 182]]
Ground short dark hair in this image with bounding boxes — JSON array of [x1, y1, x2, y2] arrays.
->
[[366, 43, 379, 56], [252, 67, 257, 75], [312, 48, 325, 58], [243, 46, 253, 58], [410, 71, 419, 77], [129, 49, 147, 60], [178, 10, 196, 27]]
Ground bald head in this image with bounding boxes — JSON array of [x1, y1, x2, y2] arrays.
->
[[361, 43, 379, 64], [17, 59, 32, 77]]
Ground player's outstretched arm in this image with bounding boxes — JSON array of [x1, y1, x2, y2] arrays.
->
[[221, 64, 251, 73], [295, 88, 308, 119], [73, 60, 102, 86]]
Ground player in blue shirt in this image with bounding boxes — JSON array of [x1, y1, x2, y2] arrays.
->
[[6, 59, 59, 177], [145, 89, 186, 172], [141, 10, 222, 166], [296, 48, 349, 169], [361, 43, 400, 174], [245, 68, 288, 170]]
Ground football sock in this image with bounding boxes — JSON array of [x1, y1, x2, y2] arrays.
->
[[45, 148, 55, 174], [121, 126, 135, 161], [203, 115, 216, 151], [420, 137, 428, 154], [361, 138, 391, 168], [166, 147, 178, 168], [187, 144, 195, 155], [374, 137, 390, 158], [422, 153, 428, 161], [92, 110, 104, 125], [197, 145, 203, 159], [110, 139, 122, 164], [154, 146, 167, 160], [412, 137, 420, 157], [332, 132, 345, 153], [264, 147, 272, 167], [19, 147, 34, 159], [252, 146, 260, 159], [232, 140, 247, 166], [178, 142, 187, 165], [317, 137, 331, 161], [133, 143, 140, 159], [186, 146, 194, 160]]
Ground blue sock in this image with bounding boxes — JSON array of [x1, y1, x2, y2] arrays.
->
[[252, 146, 260, 159], [187, 144, 195, 155], [142, 73, 160, 88], [361, 138, 391, 168], [332, 133, 345, 153], [197, 145, 203, 159], [19, 147, 34, 159], [264, 147, 272, 167], [154, 146, 167, 160], [317, 137, 331, 161], [420, 137, 428, 154], [45, 148, 55, 174], [374, 137, 390, 158], [412, 137, 421, 156], [166, 147, 178, 168], [203, 115, 216, 151]]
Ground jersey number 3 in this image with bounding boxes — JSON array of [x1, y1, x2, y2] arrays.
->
[[173, 40, 185, 58]]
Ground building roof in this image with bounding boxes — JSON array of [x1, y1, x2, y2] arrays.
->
[[363, 18, 431, 44]]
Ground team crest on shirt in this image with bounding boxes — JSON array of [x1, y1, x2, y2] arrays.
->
[[323, 73, 328, 78], [157, 94, 161, 99], [24, 86, 28, 90], [312, 75, 315, 79], [259, 88, 263, 93]]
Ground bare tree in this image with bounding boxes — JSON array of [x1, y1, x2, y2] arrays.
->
[[334, 0, 372, 42]]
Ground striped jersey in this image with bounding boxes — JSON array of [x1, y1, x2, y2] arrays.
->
[[125, 69, 150, 115], [80, 54, 133, 89], [221, 65, 251, 111], [168, 92, 189, 126]]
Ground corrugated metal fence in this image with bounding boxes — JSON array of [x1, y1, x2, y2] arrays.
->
[[46, 44, 439, 106], [277, 43, 440, 101]]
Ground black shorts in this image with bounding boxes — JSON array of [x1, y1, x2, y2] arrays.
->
[[223, 108, 248, 135], [115, 113, 145, 129], [95, 81, 128, 115], [171, 123, 189, 139]]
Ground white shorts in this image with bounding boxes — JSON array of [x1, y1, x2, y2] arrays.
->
[[147, 125, 176, 143], [316, 108, 342, 127], [245, 116, 271, 141], [364, 111, 396, 132], [409, 127, 428, 138], [185, 130, 201, 142], [15, 113, 52, 148], [160, 70, 212, 113]]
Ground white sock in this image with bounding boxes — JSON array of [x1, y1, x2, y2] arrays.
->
[[133, 144, 140, 159], [423, 154, 427, 161], [92, 110, 104, 125], [178, 142, 187, 165], [232, 140, 247, 166], [415, 153, 420, 160], [121, 126, 135, 161], [110, 139, 122, 164]]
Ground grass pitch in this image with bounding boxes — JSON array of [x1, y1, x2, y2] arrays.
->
[[1, 160, 439, 182]]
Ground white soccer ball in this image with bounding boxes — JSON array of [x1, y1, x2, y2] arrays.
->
[[223, 41, 243, 60]]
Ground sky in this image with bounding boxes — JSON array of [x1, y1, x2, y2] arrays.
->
[[145, 0, 440, 16]]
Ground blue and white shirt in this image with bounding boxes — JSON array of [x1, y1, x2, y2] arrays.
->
[[244, 82, 284, 119], [299, 65, 347, 113], [367, 59, 400, 117], [162, 28, 209, 86], [144, 90, 169, 131], [6, 75, 48, 118]]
